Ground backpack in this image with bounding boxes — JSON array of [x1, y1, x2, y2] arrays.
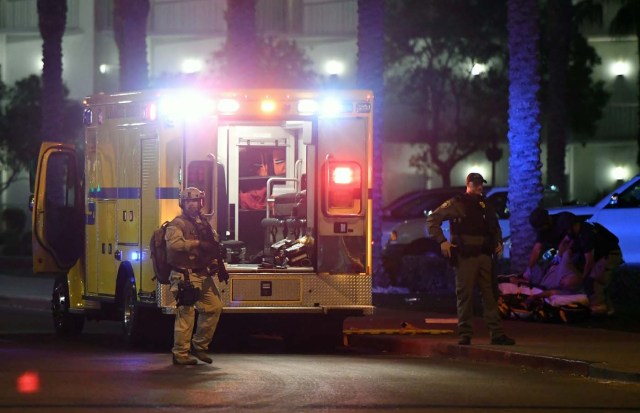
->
[[150, 221, 171, 284]]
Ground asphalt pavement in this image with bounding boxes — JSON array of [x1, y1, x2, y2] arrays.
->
[[2, 261, 640, 384]]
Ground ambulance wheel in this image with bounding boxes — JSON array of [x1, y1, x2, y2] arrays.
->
[[121, 275, 144, 346], [51, 276, 84, 337]]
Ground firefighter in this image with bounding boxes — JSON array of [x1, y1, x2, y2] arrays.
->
[[427, 173, 515, 346], [166, 187, 225, 365]]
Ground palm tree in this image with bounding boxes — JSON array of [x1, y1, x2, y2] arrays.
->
[[545, 0, 572, 199], [357, 0, 385, 285], [609, 0, 640, 167], [113, 0, 150, 91], [37, 0, 66, 141], [225, 0, 258, 87], [507, 0, 543, 270]]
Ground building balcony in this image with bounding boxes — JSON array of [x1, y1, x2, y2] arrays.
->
[[96, 0, 356, 38], [0, 0, 80, 33], [594, 102, 639, 142]]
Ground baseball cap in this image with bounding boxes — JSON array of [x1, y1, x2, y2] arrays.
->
[[466, 172, 487, 185]]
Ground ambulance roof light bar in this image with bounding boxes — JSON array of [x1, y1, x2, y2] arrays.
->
[[297, 97, 353, 116], [217, 98, 240, 114], [158, 90, 215, 120]]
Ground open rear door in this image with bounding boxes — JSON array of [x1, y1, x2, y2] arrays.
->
[[32, 143, 83, 273]]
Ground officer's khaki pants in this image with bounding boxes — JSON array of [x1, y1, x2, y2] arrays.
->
[[455, 254, 505, 339], [170, 271, 223, 358]]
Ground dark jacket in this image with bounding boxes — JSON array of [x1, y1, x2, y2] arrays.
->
[[426, 193, 502, 256]]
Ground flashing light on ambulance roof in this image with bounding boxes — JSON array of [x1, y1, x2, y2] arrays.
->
[[322, 98, 352, 116], [297, 99, 319, 115], [217, 98, 240, 114], [158, 90, 215, 120], [261, 99, 277, 113], [296, 97, 353, 116]]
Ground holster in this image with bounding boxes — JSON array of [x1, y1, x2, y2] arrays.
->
[[173, 269, 201, 307]]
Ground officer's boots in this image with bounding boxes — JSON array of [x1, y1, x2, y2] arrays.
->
[[191, 346, 213, 364], [172, 354, 198, 365]]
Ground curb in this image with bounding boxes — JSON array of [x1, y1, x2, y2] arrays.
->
[[347, 334, 640, 384]]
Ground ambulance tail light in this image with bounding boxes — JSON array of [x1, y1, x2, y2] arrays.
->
[[324, 159, 363, 216]]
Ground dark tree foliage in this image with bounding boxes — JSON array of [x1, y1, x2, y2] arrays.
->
[[37, 0, 67, 141], [507, 0, 542, 271], [113, 0, 150, 91], [207, 37, 318, 88], [357, 0, 385, 284], [385, 0, 509, 187], [386, 0, 608, 190], [0, 76, 81, 194]]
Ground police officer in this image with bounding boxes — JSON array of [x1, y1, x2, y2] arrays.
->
[[427, 173, 515, 346], [166, 187, 226, 365]]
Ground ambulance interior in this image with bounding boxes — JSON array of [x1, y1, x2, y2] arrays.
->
[[212, 122, 312, 268]]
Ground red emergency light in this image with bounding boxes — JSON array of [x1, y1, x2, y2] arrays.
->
[[326, 161, 362, 213]]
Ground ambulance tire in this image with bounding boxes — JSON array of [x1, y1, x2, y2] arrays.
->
[[52, 276, 84, 337], [120, 272, 144, 346]]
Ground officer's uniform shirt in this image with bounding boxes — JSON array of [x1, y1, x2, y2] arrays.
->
[[165, 214, 211, 271], [427, 193, 502, 253]]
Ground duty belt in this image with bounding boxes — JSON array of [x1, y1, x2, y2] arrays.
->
[[172, 267, 207, 276]]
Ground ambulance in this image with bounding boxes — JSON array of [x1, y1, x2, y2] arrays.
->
[[31, 88, 374, 347]]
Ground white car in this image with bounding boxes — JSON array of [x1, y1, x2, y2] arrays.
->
[[549, 175, 640, 265]]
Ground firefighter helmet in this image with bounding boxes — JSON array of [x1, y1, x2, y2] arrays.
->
[[179, 187, 205, 209]]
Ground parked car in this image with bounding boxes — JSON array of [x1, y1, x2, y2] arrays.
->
[[381, 187, 466, 248], [383, 186, 563, 266], [549, 175, 640, 265]]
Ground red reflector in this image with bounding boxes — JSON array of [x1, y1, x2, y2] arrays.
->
[[17, 371, 40, 394]]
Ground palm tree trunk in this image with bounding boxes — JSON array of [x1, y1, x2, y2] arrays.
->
[[357, 0, 385, 285], [507, 0, 543, 271], [225, 0, 258, 87], [114, 0, 150, 91], [37, 0, 67, 142], [546, 0, 572, 199]]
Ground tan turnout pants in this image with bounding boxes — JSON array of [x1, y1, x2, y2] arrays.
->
[[170, 270, 223, 358]]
